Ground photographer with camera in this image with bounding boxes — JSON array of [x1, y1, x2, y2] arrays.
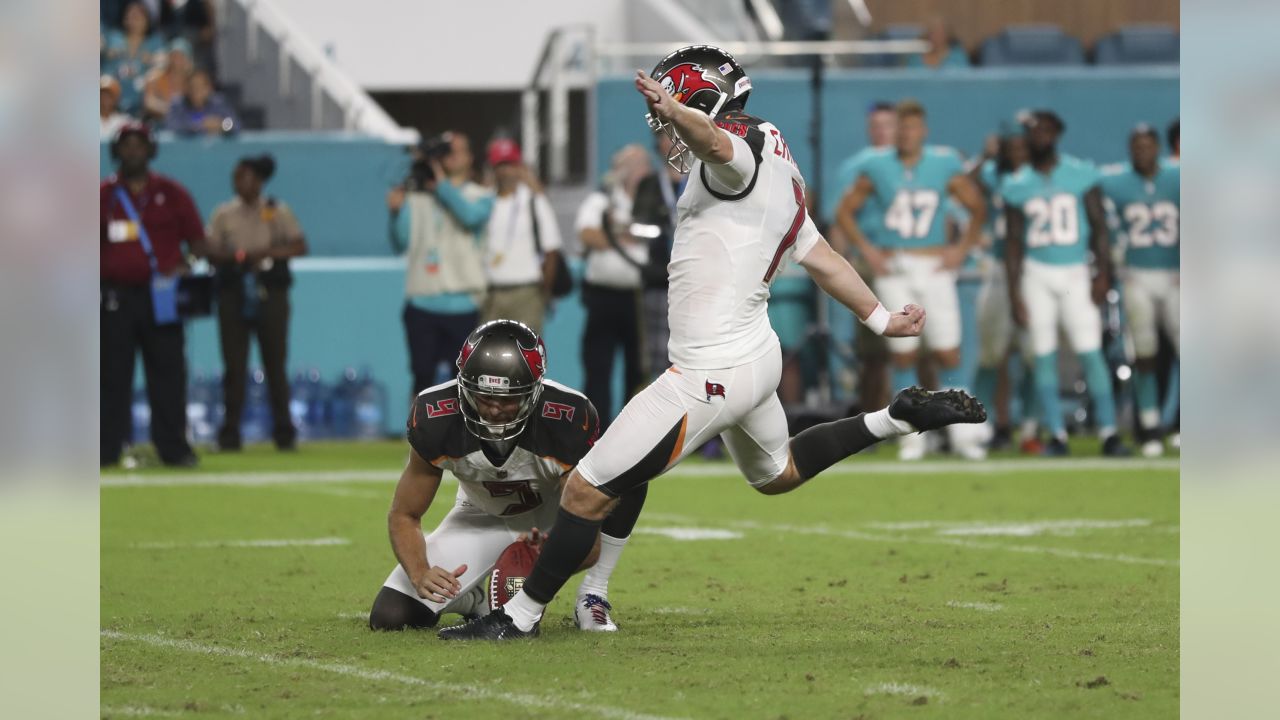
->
[[480, 138, 564, 334], [573, 144, 653, 427], [387, 131, 494, 395]]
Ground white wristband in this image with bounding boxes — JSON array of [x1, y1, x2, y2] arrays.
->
[[861, 303, 891, 336]]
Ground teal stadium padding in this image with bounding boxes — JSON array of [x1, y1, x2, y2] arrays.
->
[[1093, 25, 1180, 65], [101, 68, 1178, 433], [979, 25, 1086, 66]]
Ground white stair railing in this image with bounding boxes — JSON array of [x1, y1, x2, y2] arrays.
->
[[222, 0, 417, 143]]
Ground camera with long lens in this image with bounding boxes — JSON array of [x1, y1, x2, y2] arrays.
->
[[405, 132, 455, 190]]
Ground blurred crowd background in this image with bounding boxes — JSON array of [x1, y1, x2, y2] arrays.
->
[[95, 0, 1181, 467]]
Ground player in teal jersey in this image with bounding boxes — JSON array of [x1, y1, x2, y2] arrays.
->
[[828, 102, 896, 414], [1100, 124, 1180, 457], [968, 118, 1040, 453], [1162, 116, 1180, 448], [1003, 110, 1130, 457], [836, 100, 987, 460]]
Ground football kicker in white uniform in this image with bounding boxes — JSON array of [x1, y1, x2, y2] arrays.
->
[[439, 45, 986, 642]]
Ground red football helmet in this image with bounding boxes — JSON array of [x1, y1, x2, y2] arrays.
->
[[646, 45, 752, 173]]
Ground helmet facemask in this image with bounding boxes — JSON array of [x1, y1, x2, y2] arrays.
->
[[645, 90, 728, 175], [457, 377, 542, 442], [454, 319, 547, 443]]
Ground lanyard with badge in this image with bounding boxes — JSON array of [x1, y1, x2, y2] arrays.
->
[[113, 186, 180, 325], [489, 192, 524, 268]]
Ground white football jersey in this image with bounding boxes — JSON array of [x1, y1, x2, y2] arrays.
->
[[666, 110, 822, 370]]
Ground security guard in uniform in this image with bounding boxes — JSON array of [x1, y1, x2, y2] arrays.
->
[[206, 154, 308, 450]]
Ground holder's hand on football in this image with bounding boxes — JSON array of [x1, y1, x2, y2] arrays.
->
[[514, 527, 547, 552], [635, 70, 679, 122], [883, 304, 926, 338], [413, 563, 467, 603]]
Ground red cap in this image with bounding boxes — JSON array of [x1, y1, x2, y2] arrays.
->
[[487, 138, 522, 167], [114, 120, 155, 147]]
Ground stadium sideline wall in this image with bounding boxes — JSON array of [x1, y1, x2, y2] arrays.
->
[[101, 68, 1178, 435]]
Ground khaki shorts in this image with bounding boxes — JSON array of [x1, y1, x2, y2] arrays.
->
[[482, 284, 546, 333]]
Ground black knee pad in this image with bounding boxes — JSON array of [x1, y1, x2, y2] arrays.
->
[[368, 586, 438, 631]]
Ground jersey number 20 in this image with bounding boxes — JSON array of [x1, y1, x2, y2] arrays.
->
[[1024, 194, 1080, 248]]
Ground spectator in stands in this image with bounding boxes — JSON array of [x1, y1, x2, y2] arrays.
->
[[574, 145, 651, 427], [142, 38, 193, 122], [630, 131, 686, 380], [480, 138, 563, 334], [906, 17, 970, 70], [100, 122, 205, 468], [166, 70, 237, 136], [387, 132, 493, 395], [179, 0, 218, 77], [102, 1, 166, 115], [100, 76, 131, 140], [206, 154, 308, 451]]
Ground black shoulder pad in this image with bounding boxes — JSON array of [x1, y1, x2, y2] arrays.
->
[[715, 111, 767, 160], [406, 382, 472, 465], [521, 382, 600, 469]]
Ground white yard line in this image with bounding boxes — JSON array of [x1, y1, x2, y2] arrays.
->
[[131, 537, 350, 550], [865, 681, 943, 698], [336, 611, 370, 621], [648, 607, 712, 615], [668, 457, 1178, 476], [103, 470, 398, 487], [643, 514, 1178, 567], [945, 600, 1004, 612], [102, 456, 1177, 488], [101, 630, 686, 720], [280, 485, 390, 500], [633, 527, 744, 541], [867, 518, 1155, 537], [100, 706, 181, 718]]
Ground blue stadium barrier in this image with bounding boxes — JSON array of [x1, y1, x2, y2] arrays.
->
[[1093, 25, 1180, 65], [102, 67, 1177, 436], [978, 25, 1087, 66]]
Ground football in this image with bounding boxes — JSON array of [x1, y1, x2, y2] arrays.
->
[[488, 538, 541, 611]]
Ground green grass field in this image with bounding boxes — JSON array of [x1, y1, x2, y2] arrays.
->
[[101, 441, 1178, 719]]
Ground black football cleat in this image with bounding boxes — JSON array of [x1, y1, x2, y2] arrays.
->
[[1042, 436, 1070, 457], [1101, 435, 1133, 458], [437, 609, 539, 641], [988, 425, 1013, 452], [888, 387, 987, 432]]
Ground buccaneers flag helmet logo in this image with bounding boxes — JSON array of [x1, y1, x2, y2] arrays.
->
[[658, 63, 719, 105]]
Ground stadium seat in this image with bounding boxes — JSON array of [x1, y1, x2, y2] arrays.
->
[[238, 106, 267, 131], [1093, 25, 1179, 65], [863, 24, 922, 68], [979, 25, 1085, 66]]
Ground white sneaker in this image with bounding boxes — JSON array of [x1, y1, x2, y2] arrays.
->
[[1141, 439, 1164, 458], [949, 423, 988, 461], [1169, 433, 1180, 450], [898, 432, 927, 461], [447, 585, 490, 619], [574, 594, 618, 632]]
